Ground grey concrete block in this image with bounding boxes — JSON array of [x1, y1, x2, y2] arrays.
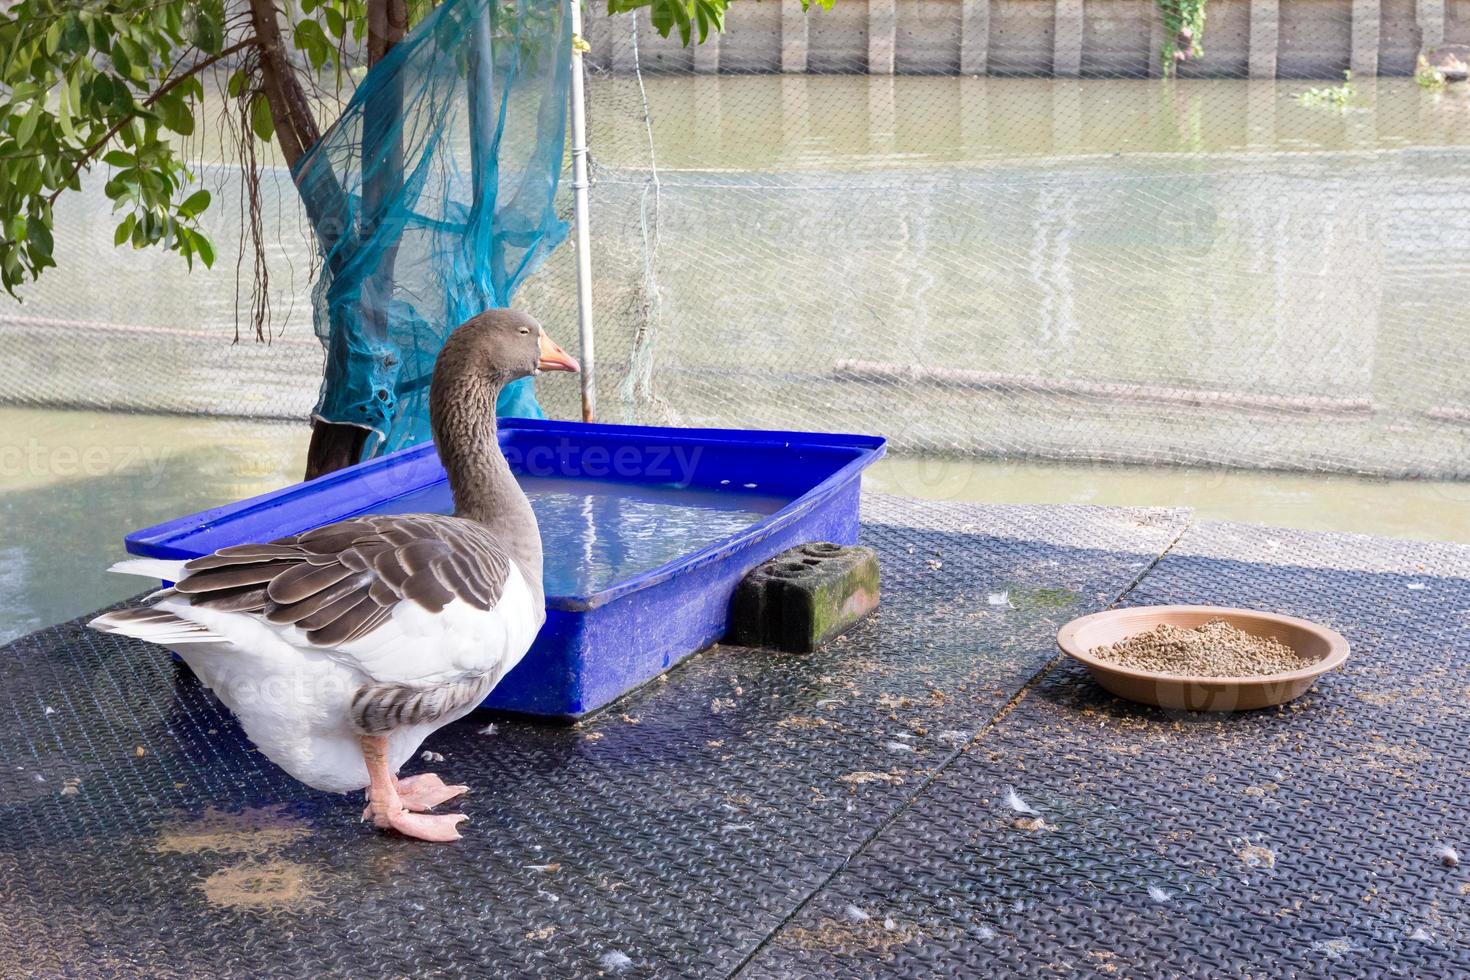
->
[[728, 543, 880, 652]]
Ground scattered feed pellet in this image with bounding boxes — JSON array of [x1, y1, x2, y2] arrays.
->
[[1090, 619, 1312, 678]]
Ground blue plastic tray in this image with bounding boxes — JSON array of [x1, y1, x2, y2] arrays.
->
[[126, 419, 886, 718]]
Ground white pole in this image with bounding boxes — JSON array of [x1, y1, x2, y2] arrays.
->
[[568, 0, 597, 422]]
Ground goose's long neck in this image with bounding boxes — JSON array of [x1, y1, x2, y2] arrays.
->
[[430, 372, 544, 602]]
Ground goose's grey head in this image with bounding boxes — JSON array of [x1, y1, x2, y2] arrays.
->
[[438, 309, 580, 385]]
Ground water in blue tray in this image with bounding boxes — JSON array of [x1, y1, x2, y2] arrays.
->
[[369, 476, 789, 597]]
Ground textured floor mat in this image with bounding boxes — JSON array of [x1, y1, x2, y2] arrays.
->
[[0, 496, 1185, 978], [744, 522, 1470, 979]]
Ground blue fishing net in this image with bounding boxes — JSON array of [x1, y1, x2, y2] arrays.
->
[[293, 0, 570, 456]]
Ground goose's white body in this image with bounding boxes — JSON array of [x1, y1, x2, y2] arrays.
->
[[104, 558, 541, 792]]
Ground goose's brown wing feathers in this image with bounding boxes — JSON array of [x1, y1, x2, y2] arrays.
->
[[172, 514, 514, 647]]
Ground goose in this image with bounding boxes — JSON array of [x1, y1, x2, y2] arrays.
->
[[90, 309, 579, 842]]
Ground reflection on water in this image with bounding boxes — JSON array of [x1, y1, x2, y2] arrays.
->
[[372, 476, 788, 597], [527, 478, 788, 596], [598, 76, 1470, 170], [0, 408, 308, 645]]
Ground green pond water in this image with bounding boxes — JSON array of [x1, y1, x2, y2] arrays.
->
[[1, 406, 1463, 646]]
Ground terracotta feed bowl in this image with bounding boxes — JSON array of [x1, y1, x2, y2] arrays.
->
[[1057, 605, 1350, 712]]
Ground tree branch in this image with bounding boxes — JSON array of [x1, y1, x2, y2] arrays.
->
[[45, 38, 259, 205]]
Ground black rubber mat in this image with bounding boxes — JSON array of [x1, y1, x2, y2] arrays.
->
[[744, 521, 1470, 979], [0, 496, 1186, 978]]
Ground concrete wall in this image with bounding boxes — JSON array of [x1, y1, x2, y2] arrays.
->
[[895, 0, 963, 73], [1082, 0, 1156, 77], [989, 0, 1058, 74], [720, 2, 784, 72], [1380, 0, 1424, 73], [586, 0, 1470, 78], [1178, 0, 1251, 77], [1280, 0, 1354, 77], [808, 0, 871, 71]]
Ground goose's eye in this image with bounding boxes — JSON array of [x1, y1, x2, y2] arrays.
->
[[519, 328, 530, 335]]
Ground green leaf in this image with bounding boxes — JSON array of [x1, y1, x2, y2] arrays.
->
[[62, 16, 88, 54], [104, 172, 139, 204], [102, 149, 134, 167], [110, 80, 133, 115], [90, 73, 114, 107], [16, 162, 42, 196], [176, 226, 194, 269], [113, 213, 136, 246], [14, 102, 41, 149], [138, 168, 167, 201], [669, 0, 693, 46], [694, 0, 725, 40], [649, 0, 675, 37], [639, 0, 698, 44], [88, 17, 109, 51], [227, 68, 248, 98], [117, 37, 149, 82], [28, 216, 53, 264], [178, 188, 210, 218], [194, 232, 214, 268], [110, 41, 131, 79], [293, 19, 330, 69], [56, 80, 75, 140], [194, 12, 222, 52], [157, 94, 194, 136], [249, 92, 274, 142], [67, 71, 82, 122]]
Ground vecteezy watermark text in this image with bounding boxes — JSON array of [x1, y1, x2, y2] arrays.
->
[[503, 440, 703, 485], [0, 439, 171, 484], [352, 437, 708, 498]]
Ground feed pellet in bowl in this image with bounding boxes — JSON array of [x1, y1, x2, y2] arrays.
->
[[1089, 618, 1312, 678]]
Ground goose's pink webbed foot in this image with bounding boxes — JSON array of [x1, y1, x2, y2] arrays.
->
[[359, 773, 469, 819], [396, 772, 470, 811], [360, 736, 468, 842]]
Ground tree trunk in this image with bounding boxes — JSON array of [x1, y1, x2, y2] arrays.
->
[[368, 0, 409, 63], [321, 0, 408, 481], [268, 0, 405, 480], [303, 421, 370, 480], [245, 0, 320, 169]]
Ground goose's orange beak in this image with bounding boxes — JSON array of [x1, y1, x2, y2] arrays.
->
[[538, 331, 580, 373]]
